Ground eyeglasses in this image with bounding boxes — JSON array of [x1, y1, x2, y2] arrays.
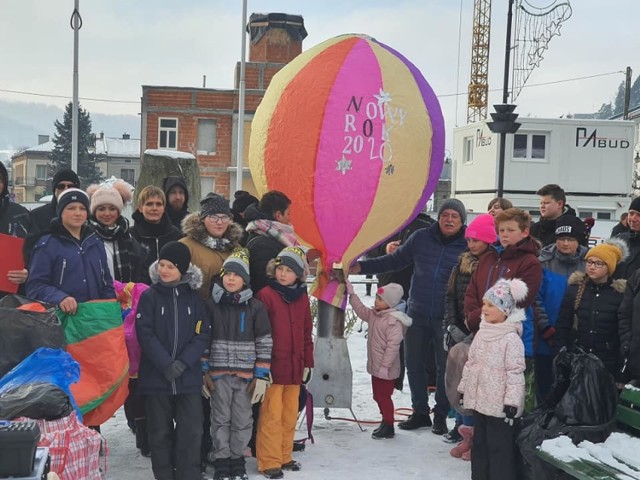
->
[[55, 182, 76, 190], [206, 215, 231, 224], [586, 260, 606, 268]]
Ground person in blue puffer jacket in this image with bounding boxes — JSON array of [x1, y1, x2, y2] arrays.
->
[[351, 199, 468, 436], [26, 188, 115, 312]]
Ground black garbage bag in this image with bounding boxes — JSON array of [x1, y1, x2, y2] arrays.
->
[[517, 349, 618, 477], [0, 295, 66, 378], [0, 382, 74, 420]]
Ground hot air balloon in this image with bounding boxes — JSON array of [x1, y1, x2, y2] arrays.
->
[[249, 33, 444, 411]]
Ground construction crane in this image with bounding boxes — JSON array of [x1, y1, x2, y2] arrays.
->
[[467, 0, 491, 124]]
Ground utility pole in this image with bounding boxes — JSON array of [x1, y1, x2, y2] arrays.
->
[[624, 66, 632, 120], [70, 0, 82, 174], [235, 0, 248, 194], [487, 0, 520, 198]]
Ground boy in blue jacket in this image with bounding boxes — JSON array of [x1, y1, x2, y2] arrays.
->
[[136, 241, 212, 480]]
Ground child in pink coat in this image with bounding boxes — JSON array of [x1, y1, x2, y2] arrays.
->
[[346, 281, 412, 440], [458, 277, 526, 480]]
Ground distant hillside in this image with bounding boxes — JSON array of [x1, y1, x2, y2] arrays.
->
[[0, 99, 140, 153]]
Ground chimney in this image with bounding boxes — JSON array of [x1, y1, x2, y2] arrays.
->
[[122, 133, 130, 140], [247, 13, 307, 63], [38, 135, 49, 145], [100, 131, 104, 140]]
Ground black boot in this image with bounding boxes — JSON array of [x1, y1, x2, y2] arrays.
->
[[371, 423, 395, 439], [398, 412, 432, 430], [372, 422, 384, 435], [432, 413, 448, 435], [230, 457, 248, 480], [213, 457, 231, 480], [443, 421, 462, 443], [134, 418, 151, 457]]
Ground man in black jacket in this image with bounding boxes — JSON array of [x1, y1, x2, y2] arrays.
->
[[0, 162, 33, 297], [162, 176, 190, 231]]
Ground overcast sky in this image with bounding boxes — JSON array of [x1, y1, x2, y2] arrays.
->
[[1, 0, 638, 149]]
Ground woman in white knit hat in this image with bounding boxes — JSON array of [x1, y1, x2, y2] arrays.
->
[[87, 180, 143, 283]]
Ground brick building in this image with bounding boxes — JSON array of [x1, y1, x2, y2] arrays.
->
[[140, 13, 307, 198]]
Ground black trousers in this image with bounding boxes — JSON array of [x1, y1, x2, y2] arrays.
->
[[146, 393, 203, 480], [472, 411, 517, 480]]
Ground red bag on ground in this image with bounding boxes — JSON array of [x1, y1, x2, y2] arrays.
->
[[23, 412, 106, 480]]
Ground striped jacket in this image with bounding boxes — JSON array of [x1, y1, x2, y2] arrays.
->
[[206, 285, 272, 380]]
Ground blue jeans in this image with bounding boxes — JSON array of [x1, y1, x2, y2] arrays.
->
[[405, 310, 449, 417]]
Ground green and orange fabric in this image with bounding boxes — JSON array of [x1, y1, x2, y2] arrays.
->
[[57, 299, 129, 426]]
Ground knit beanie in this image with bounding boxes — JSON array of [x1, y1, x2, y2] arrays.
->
[[465, 213, 496, 244], [231, 190, 259, 215], [89, 185, 124, 214], [554, 215, 586, 241], [275, 246, 307, 279], [200, 193, 231, 218], [629, 196, 640, 213], [159, 241, 191, 274], [221, 248, 250, 284], [56, 188, 90, 217], [585, 238, 629, 276], [52, 169, 80, 191], [483, 278, 528, 317], [376, 283, 404, 309], [438, 198, 467, 224]]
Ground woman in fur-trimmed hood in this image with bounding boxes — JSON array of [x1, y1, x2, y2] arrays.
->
[[179, 193, 243, 300], [556, 238, 628, 377]]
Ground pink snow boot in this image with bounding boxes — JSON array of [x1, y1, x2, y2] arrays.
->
[[449, 425, 473, 458]]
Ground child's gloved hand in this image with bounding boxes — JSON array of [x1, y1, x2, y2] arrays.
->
[[163, 360, 186, 382], [503, 405, 518, 426], [248, 377, 270, 404], [345, 281, 355, 295], [202, 373, 215, 399], [302, 367, 313, 385]]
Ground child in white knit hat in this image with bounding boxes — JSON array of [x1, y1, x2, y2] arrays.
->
[[346, 281, 412, 440], [458, 277, 527, 479]]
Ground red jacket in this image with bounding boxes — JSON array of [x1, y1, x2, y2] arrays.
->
[[464, 237, 542, 333], [257, 285, 314, 385]]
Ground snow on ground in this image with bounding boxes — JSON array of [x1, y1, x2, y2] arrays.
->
[[103, 280, 471, 479]]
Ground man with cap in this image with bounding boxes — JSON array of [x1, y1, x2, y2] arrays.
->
[[0, 161, 33, 297], [162, 176, 190, 231], [535, 215, 588, 400], [231, 190, 259, 246], [26, 187, 116, 313], [30, 168, 80, 234], [351, 198, 468, 435], [614, 196, 640, 279]]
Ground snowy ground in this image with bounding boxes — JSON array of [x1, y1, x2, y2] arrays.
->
[[103, 281, 471, 479]]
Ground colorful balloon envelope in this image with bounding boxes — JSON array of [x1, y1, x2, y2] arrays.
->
[[249, 33, 445, 307]]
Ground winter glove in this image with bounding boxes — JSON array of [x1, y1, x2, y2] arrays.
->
[[202, 374, 215, 399], [443, 331, 451, 353], [248, 377, 270, 404], [163, 360, 187, 382], [459, 394, 464, 408], [302, 367, 313, 385], [503, 405, 518, 426], [345, 281, 355, 296], [541, 326, 556, 341]]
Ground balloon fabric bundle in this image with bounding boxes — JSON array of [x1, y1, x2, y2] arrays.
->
[[58, 300, 129, 426]]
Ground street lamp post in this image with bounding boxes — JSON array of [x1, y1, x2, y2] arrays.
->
[[235, 0, 248, 194], [70, 0, 82, 174]]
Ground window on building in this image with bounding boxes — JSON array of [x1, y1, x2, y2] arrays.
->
[[158, 118, 178, 149], [121, 169, 135, 185], [35, 164, 48, 180], [197, 119, 217, 155], [512, 133, 549, 161], [463, 136, 473, 164], [579, 210, 612, 220]]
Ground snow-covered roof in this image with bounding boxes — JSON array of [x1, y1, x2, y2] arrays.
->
[[12, 140, 55, 158], [94, 137, 140, 158], [144, 149, 195, 160]]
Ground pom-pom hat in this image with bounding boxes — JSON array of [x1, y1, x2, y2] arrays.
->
[[483, 278, 528, 318], [585, 237, 629, 276], [376, 283, 404, 309]]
